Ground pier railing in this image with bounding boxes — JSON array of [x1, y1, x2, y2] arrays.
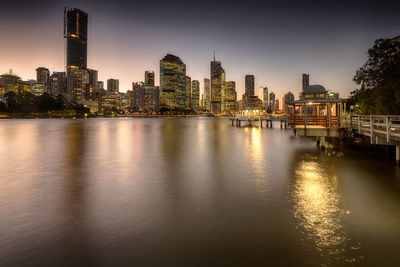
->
[[288, 115, 340, 128], [341, 115, 400, 144]]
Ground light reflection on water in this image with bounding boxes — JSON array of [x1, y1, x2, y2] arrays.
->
[[293, 157, 345, 253]]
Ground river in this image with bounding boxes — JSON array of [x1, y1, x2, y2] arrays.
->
[[1, 118, 400, 266]]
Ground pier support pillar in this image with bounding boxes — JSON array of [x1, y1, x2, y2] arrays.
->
[[320, 137, 326, 150], [396, 145, 400, 165]]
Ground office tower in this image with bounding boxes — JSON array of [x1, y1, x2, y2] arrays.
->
[[132, 82, 159, 112], [191, 80, 200, 110], [36, 67, 50, 84], [87, 69, 98, 100], [224, 81, 237, 112], [302, 74, 309, 92], [107, 78, 119, 92], [98, 81, 104, 90], [262, 86, 269, 110], [50, 72, 67, 96], [204, 78, 210, 111], [282, 92, 294, 115], [159, 54, 186, 108], [185, 76, 191, 109], [64, 8, 88, 69], [67, 68, 89, 101], [132, 82, 144, 110], [210, 59, 224, 113], [245, 75, 255, 96], [145, 71, 155, 86]]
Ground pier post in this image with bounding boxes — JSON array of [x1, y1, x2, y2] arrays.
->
[[370, 116, 374, 144], [320, 137, 326, 150], [396, 145, 399, 165]]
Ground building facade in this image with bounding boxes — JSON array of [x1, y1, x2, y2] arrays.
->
[[159, 54, 186, 108], [185, 76, 191, 109], [203, 78, 210, 111], [210, 60, 224, 113], [282, 91, 295, 115], [245, 75, 255, 96], [145, 71, 155, 86], [65, 8, 88, 69], [107, 78, 119, 92], [224, 81, 237, 113], [67, 68, 89, 101], [191, 80, 200, 110]]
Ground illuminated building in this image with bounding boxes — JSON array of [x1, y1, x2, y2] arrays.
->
[[145, 71, 155, 86], [0, 70, 30, 101], [302, 73, 310, 92], [132, 82, 159, 112], [64, 8, 88, 69], [50, 72, 66, 96], [100, 92, 122, 111], [159, 54, 186, 108], [30, 82, 46, 96], [210, 60, 224, 113], [67, 68, 89, 101], [185, 76, 192, 109], [269, 91, 276, 110], [191, 80, 200, 110], [204, 78, 210, 111], [98, 81, 104, 90], [224, 81, 237, 112], [282, 91, 295, 114], [87, 69, 98, 100], [36, 67, 50, 84], [107, 78, 119, 92], [245, 75, 255, 96], [261, 86, 268, 110]]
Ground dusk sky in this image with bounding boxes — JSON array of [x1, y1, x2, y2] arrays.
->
[[1, 0, 399, 99]]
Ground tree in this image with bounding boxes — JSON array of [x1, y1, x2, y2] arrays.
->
[[350, 36, 400, 114]]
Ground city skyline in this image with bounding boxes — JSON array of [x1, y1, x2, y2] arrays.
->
[[1, 0, 400, 100]]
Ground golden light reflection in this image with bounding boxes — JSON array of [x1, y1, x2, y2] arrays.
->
[[244, 127, 268, 194], [293, 158, 345, 254]]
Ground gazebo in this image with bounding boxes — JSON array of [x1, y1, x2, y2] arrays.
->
[[287, 85, 343, 140]]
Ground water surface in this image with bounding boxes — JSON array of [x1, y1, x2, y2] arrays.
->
[[1, 118, 400, 266]]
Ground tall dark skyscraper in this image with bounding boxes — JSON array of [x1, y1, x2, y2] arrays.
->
[[64, 8, 88, 70], [145, 71, 155, 86], [302, 73, 309, 92], [245, 75, 255, 96]]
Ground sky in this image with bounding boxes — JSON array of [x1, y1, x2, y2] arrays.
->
[[0, 0, 399, 100]]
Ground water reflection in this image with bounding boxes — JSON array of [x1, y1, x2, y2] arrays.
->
[[292, 155, 346, 258]]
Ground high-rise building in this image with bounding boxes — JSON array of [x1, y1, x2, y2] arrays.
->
[[132, 82, 159, 112], [185, 76, 191, 109], [98, 81, 104, 90], [210, 60, 224, 113], [204, 78, 210, 111], [145, 71, 155, 86], [191, 80, 200, 110], [159, 54, 186, 108], [67, 68, 89, 101], [269, 91, 276, 111], [36, 67, 50, 84], [87, 69, 98, 100], [302, 74, 309, 92], [224, 81, 237, 112], [50, 72, 67, 96], [64, 8, 88, 69], [261, 86, 269, 110], [107, 79, 119, 92], [282, 91, 295, 115], [245, 75, 255, 96]]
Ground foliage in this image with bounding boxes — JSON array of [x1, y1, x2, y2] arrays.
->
[[349, 37, 400, 114]]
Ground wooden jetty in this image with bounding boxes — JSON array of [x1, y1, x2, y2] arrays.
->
[[229, 110, 288, 128]]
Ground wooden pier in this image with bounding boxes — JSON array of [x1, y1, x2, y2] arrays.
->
[[230, 115, 288, 128]]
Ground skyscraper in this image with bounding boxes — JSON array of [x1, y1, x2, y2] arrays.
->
[[64, 8, 88, 70], [204, 78, 211, 111], [67, 68, 89, 101], [36, 67, 50, 84], [145, 71, 155, 86], [87, 69, 98, 100], [282, 92, 295, 115], [302, 74, 309, 92], [262, 86, 269, 110], [210, 60, 224, 113], [224, 81, 237, 112], [245, 75, 255, 96], [159, 54, 186, 108], [185, 76, 191, 109], [191, 80, 200, 110], [50, 72, 66, 96], [107, 79, 119, 92]]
